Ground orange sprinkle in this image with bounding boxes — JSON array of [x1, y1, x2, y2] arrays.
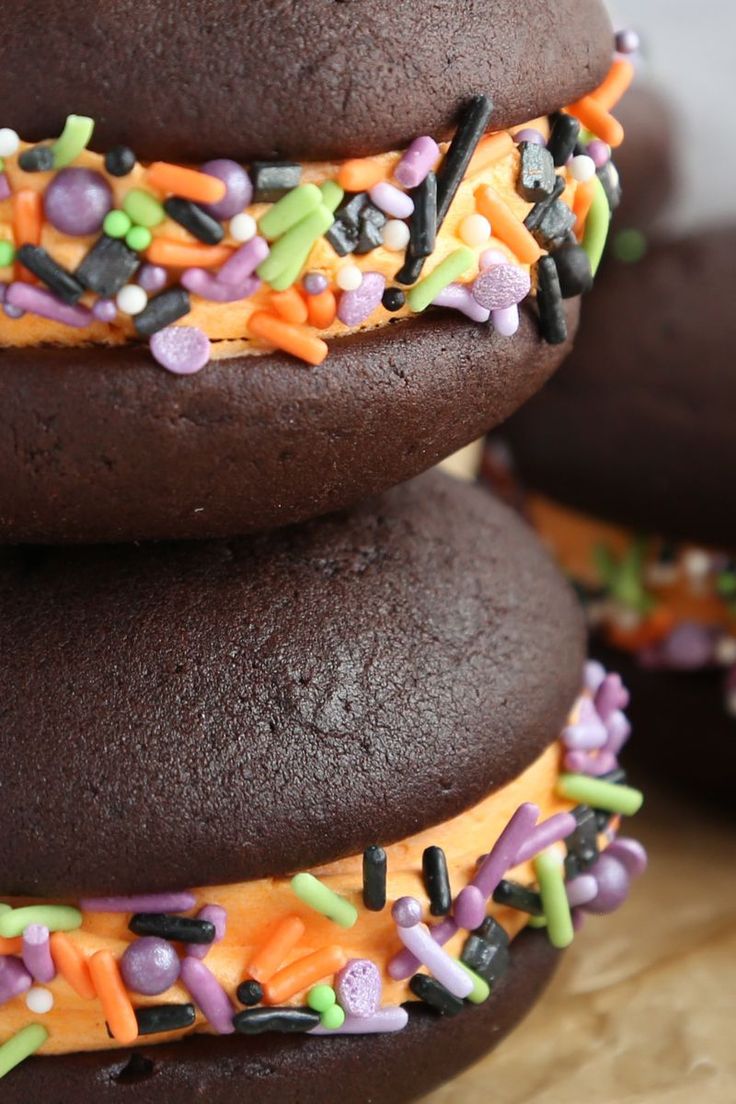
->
[[12, 190, 43, 282], [263, 945, 346, 1005], [591, 58, 635, 112], [50, 933, 96, 1000], [248, 915, 306, 983], [0, 937, 22, 955], [573, 178, 596, 237], [248, 311, 329, 366], [475, 185, 542, 265], [88, 950, 138, 1044], [306, 288, 337, 329], [565, 99, 624, 149], [146, 239, 234, 270], [468, 131, 515, 176], [337, 158, 387, 192], [146, 162, 227, 205], [606, 606, 676, 652], [270, 287, 309, 326]]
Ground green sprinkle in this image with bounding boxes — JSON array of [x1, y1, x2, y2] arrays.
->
[[123, 188, 166, 229], [526, 915, 548, 929], [0, 904, 11, 916], [290, 872, 358, 929], [456, 961, 490, 1004], [126, 225, 152, 252], [51, 114, 95, 169], [259, 183, 323, 241], [407, 247, 475, 313], [0, 904, 83, 939], [257, 205, 335, 287], [0, 1024, 48, 1080], [320, 1004, 346, 1030], [267, 248, 315, 292], [0, 157, 4, 172], [612, 228, 648, 264], [581, 174, 611, 277], [534, 850, 574, 949], [103, 210, 133, 239], [319, 180, 345, 214], [307, 984, 337, 1013], [0, 240, 16, 267], [557, 773, 644, 817]]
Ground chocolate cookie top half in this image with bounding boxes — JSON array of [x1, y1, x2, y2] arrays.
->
[[5, 0, 613, 163], [0, 471, 584, 897], [502, 229, 736, 548]]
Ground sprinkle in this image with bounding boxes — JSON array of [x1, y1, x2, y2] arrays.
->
[[355, 201, 386, 254], [234, 1007, 320, 1034], [103, 210, 133, 239], [392, 897, 423, 929], [605, 838, 648, 878], [290, 872, 358, 928], [409, 974, 465, 1017], [492, 879, 543, 916], [248, 915, 306, 983], [147, 239, 233, 269], [471, 263, 530, 310], [45, 168, 113, 236], [150, 324, 211, 375], [564, 806, 600, 876], [0, 129, 20, 158], [0, 956, 32, 1005], [146, 161, 226, 205], [256, 205, 334, 289], [394, 904, 473, 999], [422, 846, 452, 917], [123, 188, 166, 229], [452, 884, 486, 930], [307, 984, 337, 1013], [362, 846, 387, 912], [0, 906, 82, 939], [12, 190, 43, 272], [460, 934, 510, 985], [377, 218, 407, 254], [137, 263, 168, 293], [475, 916, 510, 947], [398, 169, 437, 279], [514, 811, 579, 863], [586, 139, 611, 168], [116, 283, 148, 316], [583, 852, 631, 914], [309, 1006, 408, 1035], [369, 181, 414, 219], [407, 246, 475, 313], [573, 177, 596, 237], [217, 235, 269, 285], [251, 161, 302, 204], [126, 225, 153, 253], [394, 136, 441, 189], [524, 179, 575, 248], [459, 213, 491, 247], [105, 146, 137, 177], [248, 311, 328, 365], [513, 128, 545, 146], [16, 245, 84, 305], [517, 143, 557, 202], [0, 175, 10, 203], [25, 986, 54, 1015], [136, 1003, 196, 1036], [593, 57, 635, 112], [320, 1003, 346, 1030], [89, 950, 139, 1044], [565, 99, 624, 149], [121, 936, 181, 995], [467, 131, 516, 174], [200, 159, 253, 220], [615, 29, 640, 55], [0, 1025, 48, 1080], [161, 196, 224, 245], [230, 212, 258, 242], [570, 154, 597, 183], [551, 243, 593, 298], [388, 915, 458, 980], [436, 95, 494, 230], [76, 236, 141, 297], [18, 145, 55, 172], [270, 286, 309, 324], [180, 957, 235, 1034], [470, 802, 539, 901], [336, 263, 363, 292], [51, 114, 94, 168], [22, 925, 56, 984], [303, 271, 328, 296], [49, 932, 96, 999], [566, 874, 599, 908], [263, 945, 347, 1005], [337, 270, 385, 326], [534, 850, 574, 948], [337, 157, 386, 193], [258, 183, 323, 241], [335, 959, 382, 1017], [546, 114, 581, 167], [306, 287, 337, 327], [133, 286, 190, 336], [456, 961, 491, 1004], [237, 980, 264, 1006], [535, 255, 567, 345], [320, 180, 345, 214], [381, 287, 406, 313], [475, 186, 542, 265], [558, 773, 644, 816]]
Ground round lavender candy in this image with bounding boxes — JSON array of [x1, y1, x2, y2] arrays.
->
[[335, 959, 382, 1018], [337, 271, 385, 327], [150, 325, 211, 375], [44, 168, 113, 236], [472, 264, 531, 311], [201, 159, 253, 220], [121, 936, 181, 996], [584, 853, 631, 915]]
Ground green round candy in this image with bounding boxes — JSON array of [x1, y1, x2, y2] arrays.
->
[[0, 240, 16, 267], [307, 984, 336, 1013], [123, 188, 165, 229], [320, 1004, 346, 1030], [126, 225, 153, 252], [104, 210, 132, 239]]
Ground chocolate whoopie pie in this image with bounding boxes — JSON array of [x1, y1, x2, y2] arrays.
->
[[498, 230, 736, 801], [0, 0, 629, 544], [0, 471, 646, 1099]]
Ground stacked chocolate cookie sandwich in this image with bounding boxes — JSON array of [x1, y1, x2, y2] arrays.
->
[[0, 3, 646, 1101]]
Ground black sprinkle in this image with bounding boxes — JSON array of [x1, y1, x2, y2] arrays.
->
[[552, 243, 594, 297], [105, 146, 137, 177], [335, 193, 369, 230], [524, 174, 566, 229], [325, 219, 359, 257], [163, 197, 224, 245], [19, 145, 55, 173], [597, 162, 622, 211], [233, 1007, 320, 1035], [16, 245, 84, 304], [75, 236, 141, 297], [135, 1003, 196, 1036], [129, 913, 214, 945], [251, 162, 302, 203], [409, 974, 465, 1017], [535, 255, 568, 344], [382, 287, 406, 313], [237, 980, 264, 1007], [492, 879, 544, 916], [422, 846, 452, 917], [525, 177, 575, 249], [355, 207, 386, 254], [362, 845, 387, 911], [133, 287, 191, 337], [517, 143, 557, 202], [547, 114, 581, 167], [594, 810, 613, 833], [473, 915, 510, 948], [599, 768, 627, 786], [461, 934, 510, 984], [395, 171, 438, 284], [564, 805, 599, 873]]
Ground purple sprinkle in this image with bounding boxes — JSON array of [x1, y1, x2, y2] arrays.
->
[[397, 922, 473, 999], [150, 325, 211, 375], [335, 959, 382, 1017], [0, 172, 11, 202], [201, 159, 253, 221], [391, 897, 422, 929], [584, 853, 631, 914], [180, 957, 235, 1035], [121, 937, 181, 995], [0, 283, 6, 303], [388, 916, 457, 981], [187, 905, 227, 961], [566, 875, 598, 908], [369, 181, 414, 219], [21, 925, 56, 984], [480, 248, 508, 270], [586, 139, 611, 168], [80, 892, 197, 914], [303, 272, 329, 296], [491, 305, 520, 336], [394, 136, 441, 189], [453, 885, 486, 931], [565, 747, 618, 776], [92, 298, 117, 323], [514, 128, 546, 146], [217, 236, 269, 285], [3, 302, 25, 319], [594, 673, 629, 720], [472, 264, 531, 310], [182, 267, 260, 302], [0, 956, 32, 1006], [337, 271, 385, 327], [563, 697, 609, 750], [471, 803, 539, 900], [514, 812, 578, 864], [615, 28, 640, 55], [6, 282, 92, 328], [605, 838, 648, 879], [432, 283, 490, 323], [137, 263, 168, 294], [584, 661, 607, 694], [310, 1006, 408, 1035], [44, 168, 113, 237]]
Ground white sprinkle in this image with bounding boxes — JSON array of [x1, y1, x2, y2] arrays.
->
[[570, 155, 597, 183], [714, 636, 736, 666], [459, 214, 492, 248], [683, 549, 711, 582], [336, 264, 363, 291], [0, 128, 20, 158], [26, 987, 54, 1015], [381, 220, 411, 252], [116, 284, 148, 316], [229, 213, 257, 243]]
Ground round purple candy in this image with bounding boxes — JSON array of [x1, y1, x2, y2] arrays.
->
[[514, 128, 546, 146], [121, 937, 181, 996], [137, 264, 168, 294], [44, 168, 113, 236], [335, 959, 382, 1017], [615, 28, 640, 55], [586, 139, 611, 168], [303, 272, 329, 296], [92, 298, 117, 323], [605, 838, 648, 879], [472, 264, 531, 311], [584, 853, 631, 915], [391, 897, 422, 929], [0, 956, 32, 1004], [150, 325, 211, 375], [201, 159, 253, 220]]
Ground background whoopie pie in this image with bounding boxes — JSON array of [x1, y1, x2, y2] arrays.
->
[[0, 471, 645, 1100], [0, 0, 628, 544]]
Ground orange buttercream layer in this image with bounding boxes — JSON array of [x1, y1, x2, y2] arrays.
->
[[1, 740, 576, 1057], [0, 117, 573, 358]]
